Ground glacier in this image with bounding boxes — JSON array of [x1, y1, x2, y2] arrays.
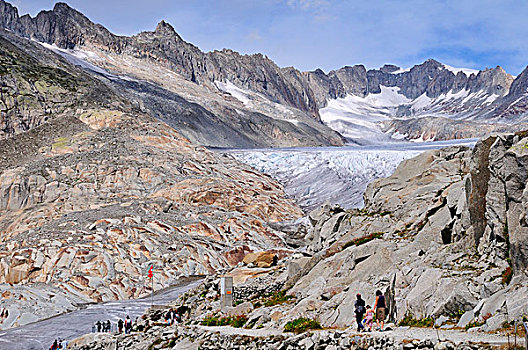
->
[[222, 139, 476, 212]]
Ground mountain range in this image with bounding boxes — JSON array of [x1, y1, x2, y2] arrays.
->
[[2, 1, 528, 146], [1, 1, 528, 344]]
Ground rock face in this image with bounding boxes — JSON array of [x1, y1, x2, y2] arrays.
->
[[0, 1, 318, 116], [0, 32, 116, 140], [129, 134, 527, 336], [382, 117, 528, 142], [3, 0, 528, 146], [0, 106, 303, 328], [0, 1, 345, 148], [0, 24, 311, 328]]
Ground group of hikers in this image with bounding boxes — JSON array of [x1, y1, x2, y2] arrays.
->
[[49, 338, 67, 349], [94, 315, 133, 334], [354, 290, 387, 332], [164, 308, 181, 325]]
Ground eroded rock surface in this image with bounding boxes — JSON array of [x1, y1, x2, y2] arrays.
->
[[0, 108, 304, 329]]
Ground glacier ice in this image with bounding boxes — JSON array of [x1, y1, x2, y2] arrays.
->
[[224, 140, 475, 212]]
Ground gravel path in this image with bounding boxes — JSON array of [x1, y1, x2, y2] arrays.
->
[[197, 324, 517, 346], [0, 279, 202, 350]]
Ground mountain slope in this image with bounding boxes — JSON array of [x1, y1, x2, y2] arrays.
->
[[3, 0, 528, 145], [0, 28, 306, 329], [0, 1, 345, 148]]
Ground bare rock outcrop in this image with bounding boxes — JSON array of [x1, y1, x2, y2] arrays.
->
[[0, 108, 303, 329]]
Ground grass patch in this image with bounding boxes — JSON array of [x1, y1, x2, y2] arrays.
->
[[343, 232, 383, 249], [398, 313, 434, 328], [284, 317, 321, 334], [201, 315, 248, 328], [51, 137, 69, 151], [262, 291, 295, 307], [465, 319, 485, 330], [252, 290, 295, 309]]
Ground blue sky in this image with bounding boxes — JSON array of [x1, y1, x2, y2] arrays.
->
[[11, 0, 528, 75]]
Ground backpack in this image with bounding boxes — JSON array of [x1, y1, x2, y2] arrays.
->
[[355, 304, 366, 315]]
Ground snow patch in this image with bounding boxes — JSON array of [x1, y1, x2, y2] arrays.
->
[[484, 93, 500, 104], [391, 67, 411, 74], [39, 42, 113, 77], [443, 64, 480, 77], [320, 87, 410, 142], [215, 80, 251, 105], [391, 131, 408, 140]]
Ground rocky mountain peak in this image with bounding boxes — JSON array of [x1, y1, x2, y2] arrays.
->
[[154, 20, 177, 36], [507, 65, 528, 97], [413, 58, 444, 72], [380, 64, 400, 73], [52, 2, 74, 13], [468, 65, 514, 95]]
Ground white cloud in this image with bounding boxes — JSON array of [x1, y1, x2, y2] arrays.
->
[[286, 0, 331, 10], [247, 29, 262, 42]]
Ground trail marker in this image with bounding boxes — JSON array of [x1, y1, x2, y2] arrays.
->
[[220, 276, 233, 310]]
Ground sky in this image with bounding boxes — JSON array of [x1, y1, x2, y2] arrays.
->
[[10, 0, 528, 75]]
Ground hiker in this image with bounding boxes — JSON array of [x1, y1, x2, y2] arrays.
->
[[373, 290, 386, 331], [96, 320, 102, 332], [354, 293, 366, 332], [125, 315, 132, 334], [118, 318, 124, 333], [174, 311, 181, 323], [364, 305, 374, 332], [49, 339, 59, 350], [106, 320, 111, 332]]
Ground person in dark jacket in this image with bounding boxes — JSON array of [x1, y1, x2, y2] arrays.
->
[[125, 315, 132, 334], [118, 318, 124, 333], [354, 293, 366, 331], [373, 290, 386, 331], [95, 320, 102, 332]]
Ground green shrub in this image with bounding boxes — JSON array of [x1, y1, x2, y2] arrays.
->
[[252, 290, 295, 309], [263, 291, 295, 307], [448, 309, 465, 321], [284, 317, 322, 333], [398, 313, 434, 328], [201, 315, 248, 328], [230, 315, 249, 328], [502, 267, 513, 285], [465, 319, 485, 330]]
